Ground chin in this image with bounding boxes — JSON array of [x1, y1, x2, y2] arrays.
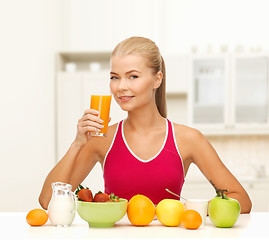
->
[[117, 102, 136, 112], [119, 105, 132, 112]]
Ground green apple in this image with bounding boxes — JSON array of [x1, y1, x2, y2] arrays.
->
[[208, 180, 241, 228]]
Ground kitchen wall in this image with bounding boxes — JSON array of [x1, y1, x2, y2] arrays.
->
[[0, 0, 63, 211], [61, 0, 269, 53], [209, 136, 269, 179], [1, 0, 268, 211], [162, 0, 269, 54]]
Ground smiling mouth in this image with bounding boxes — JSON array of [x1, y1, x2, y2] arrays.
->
[[118, 96, 134, 102]]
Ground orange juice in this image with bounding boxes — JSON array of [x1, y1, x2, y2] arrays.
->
[[90, 95, 112, 136]]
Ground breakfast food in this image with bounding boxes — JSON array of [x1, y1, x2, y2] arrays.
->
[[77, 188, 94, 202], [75, 185, 119, 202], [93, 191, 110, 202], [181, 210, 202, 229], [208, 180, 241, 228], [127, 194, 155, 226], [26, 209, 48, 226], [156, 199, 185, 227]]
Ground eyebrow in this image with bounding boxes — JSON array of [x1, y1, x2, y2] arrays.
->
[[110, 71, 118, 75], [110, 70, 141, 75]]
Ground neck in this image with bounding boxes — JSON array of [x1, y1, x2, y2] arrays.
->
[[125, 102, 165, 131]]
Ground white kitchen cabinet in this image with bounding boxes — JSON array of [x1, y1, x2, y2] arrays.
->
[[188, 55, 229, 126], [231, 55, 269, 127], [188, 54, 269, 135]]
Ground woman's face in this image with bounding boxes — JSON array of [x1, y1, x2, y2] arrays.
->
[[110, 54, 162, 112]]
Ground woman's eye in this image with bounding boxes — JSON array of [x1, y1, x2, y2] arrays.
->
[[130, 75, 138, 79], [110, 76, 119, 80]]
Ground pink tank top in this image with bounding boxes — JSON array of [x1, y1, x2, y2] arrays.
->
[[103, 119, 185, 204]]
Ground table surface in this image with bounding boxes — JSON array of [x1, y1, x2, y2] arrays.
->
[[1, 212, 268, 239]]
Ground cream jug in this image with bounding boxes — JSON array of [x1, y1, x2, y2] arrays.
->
[[48, 182, 76, 226]]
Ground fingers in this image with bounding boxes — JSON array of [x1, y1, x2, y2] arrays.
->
[[84, 108, 99, 116], [80, 120, 104, 129], [80, 109, 103, 124], [77, 109, 104, 133], [78, 109, 112, 135], [78, 125, 102, 134]]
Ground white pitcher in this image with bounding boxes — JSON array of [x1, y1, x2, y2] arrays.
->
[[48, 182, 76, 227]]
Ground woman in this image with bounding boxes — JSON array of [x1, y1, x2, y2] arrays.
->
[[39, 37, 252, 213]]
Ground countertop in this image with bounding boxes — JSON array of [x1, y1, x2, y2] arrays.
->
[[1, 212, 268, 239]]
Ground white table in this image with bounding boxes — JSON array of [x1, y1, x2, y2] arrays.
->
[[1, 212, 268, 239]]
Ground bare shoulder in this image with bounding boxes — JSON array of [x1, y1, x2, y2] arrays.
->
[[172, 122, 205, 142], [172, 122, 208, 162]]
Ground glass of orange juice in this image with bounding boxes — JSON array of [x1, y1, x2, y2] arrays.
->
[[90, 92, 112, 137]]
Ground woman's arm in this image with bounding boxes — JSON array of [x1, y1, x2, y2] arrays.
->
[[39, 109, 104, 209], [178, 126, 252, 213], [39, 142, 85, 209]]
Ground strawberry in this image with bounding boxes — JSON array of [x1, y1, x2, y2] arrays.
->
[[75, 184, 93, 202], [77, 189, 93, 202], [93, 191, 110, 202]]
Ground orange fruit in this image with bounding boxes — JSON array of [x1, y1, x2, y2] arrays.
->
[[181, 210, 202, 230], [26, 209, 48, 226], [127, 194, 155, 226]]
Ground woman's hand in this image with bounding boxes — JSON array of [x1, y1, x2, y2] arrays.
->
[[73, 109, 104, 146]]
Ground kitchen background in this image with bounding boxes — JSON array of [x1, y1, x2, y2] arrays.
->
[[0, 0, 268, 212]]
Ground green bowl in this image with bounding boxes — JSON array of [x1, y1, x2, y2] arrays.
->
[[77, 198, 128, 228]]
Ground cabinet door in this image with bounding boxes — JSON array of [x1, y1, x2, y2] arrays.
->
[[56, 72, 83, 160], [189, 57, 228, 125], [233, 56, 269, 125]]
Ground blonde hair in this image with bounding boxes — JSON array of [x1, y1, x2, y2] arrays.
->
[[111, 36, 167, 118]]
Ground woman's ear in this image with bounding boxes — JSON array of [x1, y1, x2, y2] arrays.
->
[[153, 71, 163, 89]]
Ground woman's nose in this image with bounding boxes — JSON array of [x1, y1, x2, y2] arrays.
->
[[118, 78, 128, 90]]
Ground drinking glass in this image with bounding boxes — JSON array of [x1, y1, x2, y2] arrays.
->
[[89, 91, 112, 137]]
